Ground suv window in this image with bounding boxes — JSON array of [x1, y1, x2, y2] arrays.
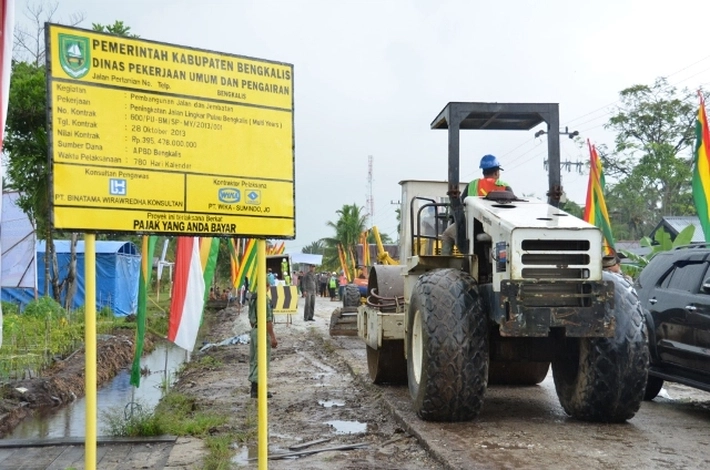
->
[[660, 261, 710, 294]]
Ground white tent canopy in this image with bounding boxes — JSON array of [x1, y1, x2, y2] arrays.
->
[[288, 253, 323, 266], [1, 191, 36, 289]]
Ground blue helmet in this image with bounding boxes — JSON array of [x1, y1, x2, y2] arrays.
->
[[479, 154, 503, 171]]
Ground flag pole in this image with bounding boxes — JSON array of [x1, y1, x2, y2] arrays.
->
[[164, 344, 169, 392]]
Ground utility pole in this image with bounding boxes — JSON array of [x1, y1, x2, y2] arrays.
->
[[366, 155, 374, 226]]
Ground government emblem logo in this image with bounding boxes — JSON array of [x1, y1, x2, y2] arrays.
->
[[58, 34, 90, 79]]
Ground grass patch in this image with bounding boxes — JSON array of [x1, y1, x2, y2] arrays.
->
[[154, 392, 227, 436], [0, 297, 128, 379], [102, 392, 227, 437], [101, 391, 241, 469], [194, 354, 224, 370], [101, 400, 164, 437], [203, 435, 236, 470], [0, 292, 170, 380]]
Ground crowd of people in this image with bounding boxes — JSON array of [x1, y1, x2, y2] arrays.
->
[[208, 286, 233, 302]]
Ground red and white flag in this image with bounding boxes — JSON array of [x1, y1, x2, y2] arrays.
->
[[0, 0, 16, 348], [168, 237, 206, 351]]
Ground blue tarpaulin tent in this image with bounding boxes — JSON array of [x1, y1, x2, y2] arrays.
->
[[1, 240, 140, 316]]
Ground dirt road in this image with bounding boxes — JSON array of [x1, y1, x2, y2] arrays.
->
[[174, 295, 710, 469], [173, 295, 443, 469], [341, 347, 710, 469]]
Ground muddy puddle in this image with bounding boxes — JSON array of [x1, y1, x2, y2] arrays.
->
[[325, 420, 367, 434], [7, 341, 186, 439], [318, 399, 345, 408]]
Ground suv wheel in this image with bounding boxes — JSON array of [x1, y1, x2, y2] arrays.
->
[[644, 375, 664, 401]]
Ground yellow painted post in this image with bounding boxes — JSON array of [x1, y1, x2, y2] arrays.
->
[[84, 234, 97, 469], [256, 240, 268, 468]]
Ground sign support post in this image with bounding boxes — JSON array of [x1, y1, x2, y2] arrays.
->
[[256, 240, 267, 467], [84, 233, 97, 470]]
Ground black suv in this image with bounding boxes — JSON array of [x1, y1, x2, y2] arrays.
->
[[635, 245, 710, 400]]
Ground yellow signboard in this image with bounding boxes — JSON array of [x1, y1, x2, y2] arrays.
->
[[47, 24, 295, 237]]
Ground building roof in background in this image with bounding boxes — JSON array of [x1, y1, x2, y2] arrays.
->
[[615, 240, 651, 258], [650, 216, 704, 243]]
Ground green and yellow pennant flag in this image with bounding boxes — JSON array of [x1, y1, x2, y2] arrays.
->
[[234, 238, 257, 292], [583, 140, 615, 254], [693, 93, 710, 243], [228, 238, 241, 288], [130, 235, 157, 388], [199, 237, 220, 302]]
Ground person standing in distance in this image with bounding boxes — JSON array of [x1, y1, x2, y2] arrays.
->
[[328, 272, 338, 301], [301, 264, 317, 321], [281, 257, 289, 280], [248, 287, 278, 398]]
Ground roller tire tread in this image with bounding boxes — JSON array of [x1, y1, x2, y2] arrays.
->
[[553, 273, 649, 422], [343, 284, 361, 308], [408, 269, 488, 422]]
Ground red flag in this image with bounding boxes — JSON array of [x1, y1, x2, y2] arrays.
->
[[0, 0, 16, 348], [168, 237, 206, 351], [0, 0, 13, 136]]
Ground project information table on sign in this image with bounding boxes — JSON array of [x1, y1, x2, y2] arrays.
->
[[47, 24, 295, 237]]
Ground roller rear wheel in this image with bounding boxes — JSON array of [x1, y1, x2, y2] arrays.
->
[[407, 268, 488, 422], [367, 341, 407, 384]]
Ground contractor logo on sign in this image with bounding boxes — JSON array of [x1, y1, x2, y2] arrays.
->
[[59, 34, 90, 79], [109, 178, 127, 195], [218, 187, 240, 203], [246, 190, 261, 205]]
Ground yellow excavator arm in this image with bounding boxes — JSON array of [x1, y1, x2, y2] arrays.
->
[[372, 226, 397, 265]]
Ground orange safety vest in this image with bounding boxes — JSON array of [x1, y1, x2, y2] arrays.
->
[[468, 177, 509, 197]]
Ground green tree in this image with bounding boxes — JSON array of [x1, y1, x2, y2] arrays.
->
[[5, 11, 137, 301], [92, 21, 139, 37], [4, 61, 48, 233], [321, 204, 367, 273], [213, 238, 233, 289], [302, 240, 325, 255], [604, 78, 700, 239], [561, 199, 583, 219]]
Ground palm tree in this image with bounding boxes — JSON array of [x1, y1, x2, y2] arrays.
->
[[322, 203, 368, 274], [302, 240, 325, 254]]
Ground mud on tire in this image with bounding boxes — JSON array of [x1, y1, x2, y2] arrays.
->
[[552, 272, 649, 422], [407, 268, 488, 422], [343, 284, 361, 308]]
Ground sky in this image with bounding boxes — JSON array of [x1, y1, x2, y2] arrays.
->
[[17, 0, 710, 252]]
